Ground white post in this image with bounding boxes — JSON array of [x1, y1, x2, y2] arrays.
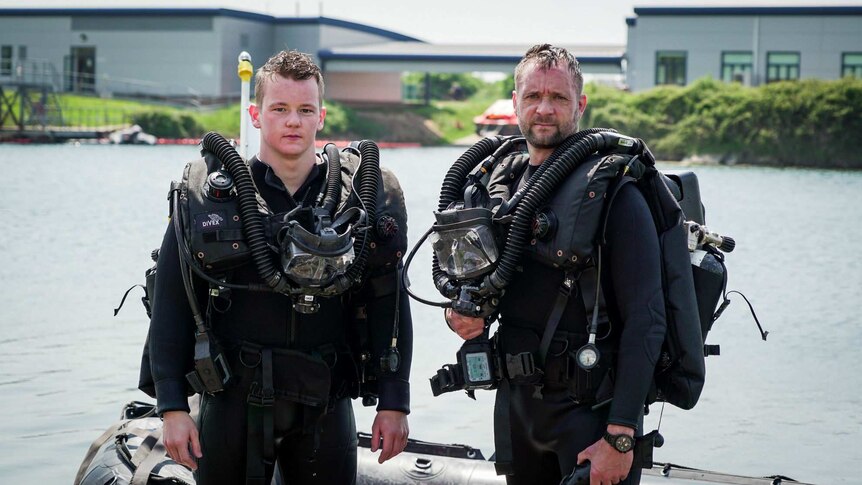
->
[[237, 51, 253, 160]]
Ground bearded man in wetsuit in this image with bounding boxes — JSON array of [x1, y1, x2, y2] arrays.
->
[[148, 50, 412, 485], [445, 44, 666, 485]]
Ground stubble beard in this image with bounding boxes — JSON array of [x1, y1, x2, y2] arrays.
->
[[520, 114, 580, 149]]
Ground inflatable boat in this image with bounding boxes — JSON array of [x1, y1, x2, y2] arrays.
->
[[74, 401, 810, 485]]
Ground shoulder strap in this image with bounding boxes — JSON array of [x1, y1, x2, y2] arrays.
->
[[486, 150, 530, 214], [537, 270, 577, 367]]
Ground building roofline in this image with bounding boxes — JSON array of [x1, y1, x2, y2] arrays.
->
[[0, 8, 419, 41], [280, 17, 421, 42], [632, 6, 862, 16], [318, 50, 622, 65], [0, 7, 273, 21]]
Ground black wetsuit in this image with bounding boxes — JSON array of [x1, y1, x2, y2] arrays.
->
[[495, 166, 666, 485], [148, 156, 412, 485]]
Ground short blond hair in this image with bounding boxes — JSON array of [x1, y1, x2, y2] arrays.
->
[[254, 50, 325, 106]]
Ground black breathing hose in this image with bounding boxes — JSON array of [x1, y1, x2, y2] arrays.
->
[[432, 136, 504, 294], [201, 132, 290, 293], [437, 136, 504, 212], [194, 134, 382, 297], [339, 140, 381, 290], [487, 131, 620, 292], [497, 128, 616, 217], [431, 130, 616, 296], [321, 143, 343, 215]]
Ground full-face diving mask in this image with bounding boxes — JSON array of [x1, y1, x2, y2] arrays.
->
[[430, 206, 499, 281], [280, 219, 355, 288]]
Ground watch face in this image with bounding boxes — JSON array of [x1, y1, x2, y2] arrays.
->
[[614, 435, 634, 452], [605, 432, 634, 453]]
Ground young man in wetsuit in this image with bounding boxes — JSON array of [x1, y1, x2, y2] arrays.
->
[[445, 44, 666, 484], [149, 50, 412, 484]]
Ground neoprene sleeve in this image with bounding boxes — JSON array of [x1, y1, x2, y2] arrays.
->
[[603, 183, 667, 428]]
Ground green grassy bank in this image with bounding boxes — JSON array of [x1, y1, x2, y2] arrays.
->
[[46, 76, 862, 169]]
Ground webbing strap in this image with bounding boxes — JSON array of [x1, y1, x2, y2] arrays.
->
[[246, 400, 266, 485], [537, 271, 576, 367], [245, 349, 275, 485], [73, 419, 127, 484], [492, 379, 514, 476], [131, 427, 163, 467], [262, 349, 274, 460], [130, 436, 169, 485]]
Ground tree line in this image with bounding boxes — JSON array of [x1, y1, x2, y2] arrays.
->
[[583, 77, 862, 169]]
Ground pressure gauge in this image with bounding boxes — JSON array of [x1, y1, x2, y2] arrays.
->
[[575, 343, 600, 370]]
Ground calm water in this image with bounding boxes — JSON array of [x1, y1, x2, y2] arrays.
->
[[0, 144, 860, 484]]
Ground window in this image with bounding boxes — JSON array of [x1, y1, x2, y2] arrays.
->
[[656, 51, 686, 86], [766, 52, 800, 83], [721, 52, 753, 84], [1, 45, 11, 76], [18, 45, 27, 62], [240, 33, 249, 49], [842, 53, 862, 78]]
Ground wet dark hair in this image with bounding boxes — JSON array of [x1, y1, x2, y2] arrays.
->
[[514, 43, 583, 95], [254, 50, 325, 106]]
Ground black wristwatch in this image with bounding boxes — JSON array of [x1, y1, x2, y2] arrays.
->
[[603, 432, 635, 453]]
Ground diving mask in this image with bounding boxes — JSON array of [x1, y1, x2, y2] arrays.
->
[[280, 222, 355, 288], [431, 207, 499, 281]]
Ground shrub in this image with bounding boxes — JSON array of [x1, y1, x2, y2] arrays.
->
[[131, 110, 203, 138], [584, 77, 862, 168]]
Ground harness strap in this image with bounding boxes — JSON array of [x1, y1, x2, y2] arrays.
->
[[262, 349, 275, 459], [537, 271, 577, 366], [534, 270, 577, 399], [492, 379, 514, 476], [246, 348, 275, 485]]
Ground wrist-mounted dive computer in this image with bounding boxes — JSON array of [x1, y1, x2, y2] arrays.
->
[[458, 336, 496, 389]]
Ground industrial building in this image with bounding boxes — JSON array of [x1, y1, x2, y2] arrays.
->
[[0, 7, 622, 104], [625, 6, 862, 91], [1, 5, 860, 104]]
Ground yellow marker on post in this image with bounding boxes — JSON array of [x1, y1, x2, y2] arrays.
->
[[237, 51, 254, 160]]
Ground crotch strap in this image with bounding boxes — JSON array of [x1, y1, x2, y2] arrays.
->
[[246, 348, 274, 485]]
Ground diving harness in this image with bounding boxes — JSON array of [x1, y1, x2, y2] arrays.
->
[[401, 129, 761, 400], [171, 132, 391, 394]]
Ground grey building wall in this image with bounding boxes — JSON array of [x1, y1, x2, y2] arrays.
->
[[0, 10, 414, 101], [215, 16, 274, 98], [273, 24, 322, 62], [626, 10, 862, 91], [82, 15, 222, 97], [319, 24, 396, 51], [0, 15, 72, 88], [1, 8, 623, 103], [0, 12, 231, 97]]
